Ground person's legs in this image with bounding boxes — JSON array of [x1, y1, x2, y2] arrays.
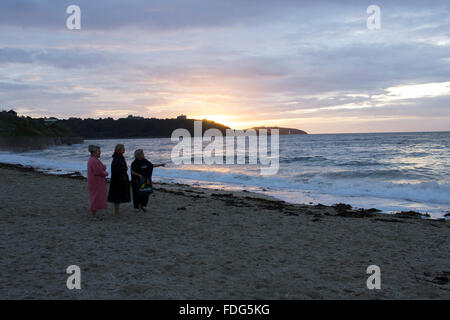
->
[[114, 203, 120, 216], [132, 187, 139, 210], [141, 194, 149, 212], [91, 209, 97, 219]]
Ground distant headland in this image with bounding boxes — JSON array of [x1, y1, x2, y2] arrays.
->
[[53, 114, 308, 138], [250, 126, 307, 135], [0, 110, 308, 151]]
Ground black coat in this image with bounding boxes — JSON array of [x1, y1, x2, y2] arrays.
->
[[107, 152, 131, 203], [131, 158, 154, 209]]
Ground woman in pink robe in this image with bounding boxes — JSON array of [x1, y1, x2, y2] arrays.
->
[[87, 145, 109, 219]]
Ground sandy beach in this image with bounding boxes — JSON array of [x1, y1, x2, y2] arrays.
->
[[0, 163, 449, 299]]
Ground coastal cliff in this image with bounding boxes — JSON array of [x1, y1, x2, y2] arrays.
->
[[0, 110, 84, 152], [0, 136, 84, 152]]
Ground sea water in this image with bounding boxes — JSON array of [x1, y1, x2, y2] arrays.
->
[[1, 132, 449, 218]]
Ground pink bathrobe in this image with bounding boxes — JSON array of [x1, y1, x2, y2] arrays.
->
[[87, 156, 109, 211]]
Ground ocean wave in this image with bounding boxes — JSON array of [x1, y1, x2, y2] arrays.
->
[[1, 131, 450, 215], [280, 156, 328, 164], [153, 167, 450, 206], [321, 169, 423, 179], [315, 179, 450, 206], [335, 160, 382, 167]]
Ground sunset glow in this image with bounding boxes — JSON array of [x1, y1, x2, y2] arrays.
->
[[0, 1, 449, 133]]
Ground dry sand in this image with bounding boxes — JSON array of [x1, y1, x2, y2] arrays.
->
[[0, 164, 449, 299]]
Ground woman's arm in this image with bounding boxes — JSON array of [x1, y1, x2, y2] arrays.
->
[[153, 163, 166, 168], [131, 169, 143, 178], [93, 160, 109, 177]]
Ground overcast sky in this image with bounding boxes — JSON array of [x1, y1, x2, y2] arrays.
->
[[0, 0, 449, 133]]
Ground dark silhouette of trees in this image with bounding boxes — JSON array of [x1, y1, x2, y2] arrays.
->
[[59, 117, 230, 138]]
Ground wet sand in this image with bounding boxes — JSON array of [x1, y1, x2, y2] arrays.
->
[[0, 164, 449, 299]]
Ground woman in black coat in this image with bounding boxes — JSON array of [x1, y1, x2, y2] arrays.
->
[[107, 144, 131, 216], [131, 149, 165, 212]]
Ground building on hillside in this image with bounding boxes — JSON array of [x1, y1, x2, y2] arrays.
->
[[44, 117, 58, 125], [127, 115, 144, 120]]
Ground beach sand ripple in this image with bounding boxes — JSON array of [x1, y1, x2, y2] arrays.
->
[[0, 166, 448, 299]]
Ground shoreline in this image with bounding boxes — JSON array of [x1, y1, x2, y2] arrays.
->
[[0, 161, 445, 221], [0, 164, 449, 299], [1, 133, 449, 220]]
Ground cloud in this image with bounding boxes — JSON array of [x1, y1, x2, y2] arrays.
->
[[0, 47, 109, 69], [0, 0, 298, 31], [0, 0, 449, 132], [0, 0, 445, 31], [373, 81, 450, 101]]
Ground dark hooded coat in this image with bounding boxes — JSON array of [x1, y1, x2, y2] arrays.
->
[[107, 152, 131, 204], [131, 158, 154, 209]]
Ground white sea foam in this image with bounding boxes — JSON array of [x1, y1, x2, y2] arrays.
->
[[1, 132, 449, 218]]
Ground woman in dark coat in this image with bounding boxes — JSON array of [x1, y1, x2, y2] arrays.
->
[[131, 149, 165, 212], [108, 144, 131, 216]]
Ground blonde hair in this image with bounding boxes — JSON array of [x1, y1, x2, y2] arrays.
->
[[134, 149, 144, 159], [88, 145, 100, 154], [114, 144, 125, 152]]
